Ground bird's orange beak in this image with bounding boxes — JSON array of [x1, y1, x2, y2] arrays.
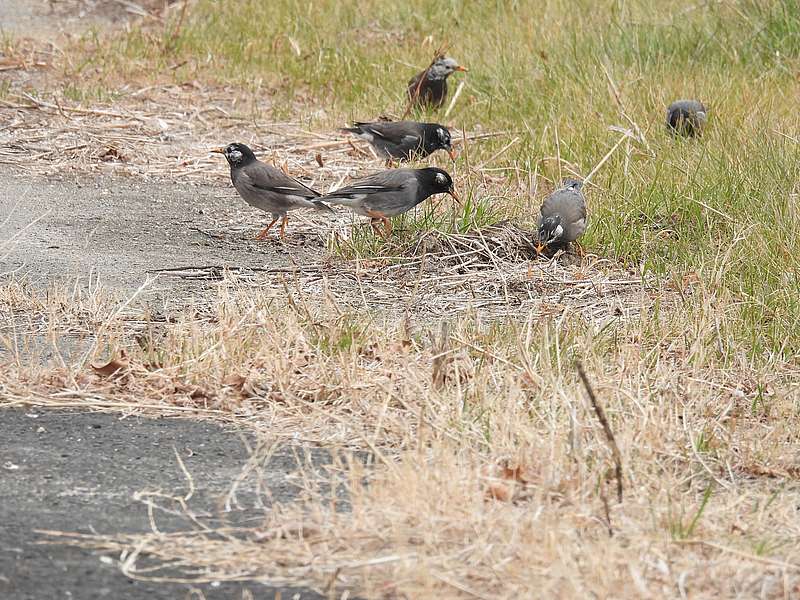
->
[[210, 147, 225, 154], [455, 65, 468, 72], [448, 188, 461, 205], [447, 148, 457, 161]]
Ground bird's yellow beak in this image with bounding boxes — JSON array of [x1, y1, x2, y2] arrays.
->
[[447, 148, 457, 161], [210, 147, 225, 154], [455, 65, 468, 72], [448, 188, 461, 204]]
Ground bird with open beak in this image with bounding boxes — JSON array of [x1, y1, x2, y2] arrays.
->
[[407, 56, 468, 109], [211, 143, 333, 241], [314, 167, 459, 238]]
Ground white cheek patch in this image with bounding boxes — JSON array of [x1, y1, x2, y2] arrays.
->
[[553, 225, 564, 239], [229, 150, 243, 162], [435, 173, 448, 185]]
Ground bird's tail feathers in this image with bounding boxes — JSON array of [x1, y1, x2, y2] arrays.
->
[[311, 199, 336, 215]]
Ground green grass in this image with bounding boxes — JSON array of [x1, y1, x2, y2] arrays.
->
[[61, 0, 800, 353]]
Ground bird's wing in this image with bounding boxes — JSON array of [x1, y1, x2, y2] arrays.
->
[[361, 122, 422, 144], [541, 190, 587, 222], [408, 71, 424, 90], [243, 162, 320, 199], [320, 170, 414, 211]]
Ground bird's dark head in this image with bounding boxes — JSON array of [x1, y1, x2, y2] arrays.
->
[[535, 215, 564, 253], [211, 143, 257, 168], [428, 57, 467, 80], [424, 124, 456, 160], [562, 178, 584, 192], [421, 167, 460, 203]]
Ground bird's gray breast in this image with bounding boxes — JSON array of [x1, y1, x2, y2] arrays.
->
[[541, 190, 587, 242]]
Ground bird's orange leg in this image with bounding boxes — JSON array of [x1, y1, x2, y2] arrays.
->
[[256, 217, 279, 241], [279, 215, 289, 241], [366, 210, 391, 238], [369, 218, 384, 236]]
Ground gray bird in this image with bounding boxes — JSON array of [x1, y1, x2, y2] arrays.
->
[[342, 121, 456, 162], [211, 143, 333, 241], [535, 179, 587, 254], [666, 100, 707, 137], [315, 167, 459, 237], [407, 56, 467, 109]]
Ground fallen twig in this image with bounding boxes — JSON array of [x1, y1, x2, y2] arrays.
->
[[577, 361, 623, 503]]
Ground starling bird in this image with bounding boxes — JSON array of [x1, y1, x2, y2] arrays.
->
[[666, 100, 707, 137], [407, 56, 467, 109], [211, 143, 333, 241], [342, 121, 456, 162], [535, 179, 587, 254], [315, 167, 459, 237]]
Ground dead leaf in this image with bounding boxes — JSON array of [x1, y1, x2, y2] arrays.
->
[[222, 373, 247, 389], [486, 482, 512, 502], [99, 146, 126, 162], [91, 351, 129, 378]]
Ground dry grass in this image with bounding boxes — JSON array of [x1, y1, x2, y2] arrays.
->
[[3, 1, 800, 597], [2, 271, 800, 598]]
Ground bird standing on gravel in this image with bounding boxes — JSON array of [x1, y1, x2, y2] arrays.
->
[[534, 179, 587, 254], [211, 143, 333, 241], [342, 121, 456, 162], [314, 167, 459, 237], [407, 56, 467, 109], [666, 100, 707, 137]]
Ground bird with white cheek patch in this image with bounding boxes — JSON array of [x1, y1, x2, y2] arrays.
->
[[342, 121, 457, 163], [211, 143, 333, 241], [407, 56, 468, 109], [314, 167, 460, 238], [534, 179, 588, 255]]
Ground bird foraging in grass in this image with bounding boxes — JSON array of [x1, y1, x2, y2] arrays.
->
[[342, 121, 456, 162], [534, 179, 587, 255], [407, 56, 467, 109], [666, 99, 707, 137], [211, 143, 333, 241], [314, 167, 459, 238]]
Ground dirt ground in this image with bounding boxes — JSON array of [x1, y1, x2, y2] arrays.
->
[[0, 166, 324, 294], [0, 4, 348, 599], [1, 4, 649, 598], [0, 0, 173, 38]]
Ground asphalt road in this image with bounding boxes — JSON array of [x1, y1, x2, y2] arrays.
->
[[0, 408, 329, 600], [0, 167, 323, 294]]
